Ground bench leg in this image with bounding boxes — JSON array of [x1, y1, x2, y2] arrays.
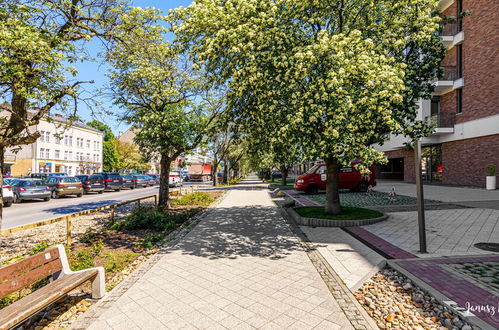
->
[[92, 267, 106, 299]]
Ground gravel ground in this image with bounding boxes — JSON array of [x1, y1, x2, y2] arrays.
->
[[0, 198, 155, 266], [355, 267, 475, 330]]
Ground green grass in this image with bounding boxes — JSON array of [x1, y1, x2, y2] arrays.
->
[[268, 178, 295, 190], [295, 206, 383, 220]]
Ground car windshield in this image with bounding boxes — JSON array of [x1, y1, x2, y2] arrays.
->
[[306, 165, 320, 174], [19, 180, 45, 186]]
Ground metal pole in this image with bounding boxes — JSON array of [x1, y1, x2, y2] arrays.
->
[[414, 139, 427, 253]]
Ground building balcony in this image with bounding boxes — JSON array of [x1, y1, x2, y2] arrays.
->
[[425, 113, 455, 134], [433, 66, 464, 96], [440, 22, 464, 49]]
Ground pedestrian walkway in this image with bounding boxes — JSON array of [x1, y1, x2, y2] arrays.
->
[[76, 178, 364, 329]]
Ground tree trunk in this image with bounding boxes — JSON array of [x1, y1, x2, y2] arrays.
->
[[279, 165, 288, 186], [158, 153, 172, 210], [270, 167, 274, 182], [325, 158, 341, 215], [212, 161, 219, 186], [0, 147, 4, 229], [223, 159, 228, 184]]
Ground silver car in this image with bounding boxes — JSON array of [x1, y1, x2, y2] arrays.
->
[[132, 175, 149, 188], [12, 179, 51, 203]]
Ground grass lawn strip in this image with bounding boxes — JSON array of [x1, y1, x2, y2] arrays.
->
[[295, 206, 383, 220]]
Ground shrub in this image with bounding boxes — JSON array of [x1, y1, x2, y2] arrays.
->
[[69, 248, 95, 271], [141, 233, 165, 249], [172, 192, 215, 207], [102, 253, 138, 272], [486, 164, 496, 176], [29, 242, 49, 255], [79, 229, 99, 243], [114, 206, 178, 232]]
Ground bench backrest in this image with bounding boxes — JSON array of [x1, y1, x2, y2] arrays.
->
[[0, 247, 62, 299]]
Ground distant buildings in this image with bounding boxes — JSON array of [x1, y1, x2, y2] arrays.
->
[[4, 114, 103, 177], [118, 128, 211, 174]]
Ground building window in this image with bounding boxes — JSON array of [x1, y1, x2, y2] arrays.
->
[[64, 151, 68, 160], [69, 151, 73, 160], [45, 149, 50, 159], [457, 89, 463, 113], [87, 139, 91, 148], [45, 131, 50, 143], [430, 97, 440, 116], [55, 136, 61, 144], [55, 150, 60, 159], [40, 148, 45, 158], [40, 131, 45, 142]]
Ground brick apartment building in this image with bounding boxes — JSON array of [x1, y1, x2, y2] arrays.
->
[[376, 0, 499, 188]]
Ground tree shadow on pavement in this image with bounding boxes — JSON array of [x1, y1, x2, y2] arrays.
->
[[170, 205, 305, 260]]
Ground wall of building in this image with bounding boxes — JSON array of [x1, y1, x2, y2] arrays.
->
[[457, 0, 499, 123], [383, 149, 416, 183], [442, 134, 499, 187]]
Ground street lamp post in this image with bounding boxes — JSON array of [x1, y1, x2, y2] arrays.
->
[[414, 139, 428, 253]]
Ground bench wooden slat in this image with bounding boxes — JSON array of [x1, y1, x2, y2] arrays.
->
[[0, 248, 61, 283], [0, 270, 98, 330], [0, 258, 63, 298]]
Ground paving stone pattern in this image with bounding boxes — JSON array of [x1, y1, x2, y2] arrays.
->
[[77, 182, 363, 329], [307, 191, 440, 207], [446, 261, 499, 293]]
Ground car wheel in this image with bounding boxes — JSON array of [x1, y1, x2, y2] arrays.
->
[[306, 185, 319, 195], [77, 193, 83, 197], [13, 194, 21, 203], [4, 201, 12, 207], [44, 197, 50, 202], [357, 181, 369, 193], [51, 191, 58, 199], [98, 190, 104, 194], [114, 189, 121, 192]]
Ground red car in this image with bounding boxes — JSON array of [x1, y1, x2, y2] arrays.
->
[[294, 161, 376, 194]]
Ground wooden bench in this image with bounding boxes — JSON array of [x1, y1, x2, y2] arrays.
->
[[0, 245, 105, 329]]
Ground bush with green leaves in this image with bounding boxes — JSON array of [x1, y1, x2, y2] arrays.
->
[[486, 164, 496, 176], [69, 248, 95, 271], [172, 192, 215, 207], [102, 253, 138, 272]]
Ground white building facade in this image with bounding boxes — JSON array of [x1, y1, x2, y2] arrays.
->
[[4, 114, 103, 177]]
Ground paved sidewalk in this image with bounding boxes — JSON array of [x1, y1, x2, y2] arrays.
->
[[376, 180, 499, 205], [300, 227, 385, 291], [77, 181, 363, 329], [364, 208, 499, 257]]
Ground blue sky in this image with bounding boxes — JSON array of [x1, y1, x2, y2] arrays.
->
[[75, 0, 193, 135]]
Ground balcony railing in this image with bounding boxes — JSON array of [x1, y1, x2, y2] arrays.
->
[[425, 113, 455, 128], [439, 22, 458, 36], [440, 66, 457, 81]]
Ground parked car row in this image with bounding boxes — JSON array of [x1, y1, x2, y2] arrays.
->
[[1, 172, 176, 207]]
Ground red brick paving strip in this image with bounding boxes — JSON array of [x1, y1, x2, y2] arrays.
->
[[343, 227, 418, 259], [395, 256, 499, 329]]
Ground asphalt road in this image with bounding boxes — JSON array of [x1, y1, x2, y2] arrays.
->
[[2, 182, 212, 230]]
